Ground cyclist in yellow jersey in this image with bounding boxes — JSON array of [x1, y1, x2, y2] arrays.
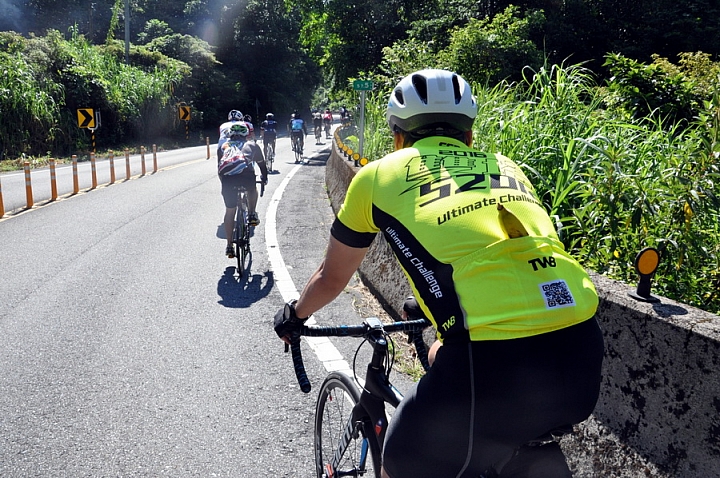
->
[[274, 69, 604, 478]]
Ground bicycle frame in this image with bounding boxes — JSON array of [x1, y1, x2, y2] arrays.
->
[[331, 318, 407, 472]]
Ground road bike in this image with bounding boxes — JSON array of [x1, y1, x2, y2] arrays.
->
[[285, 308, 575, 478], [324, 120, 332, 139], [291, 133, 304, 163], [232, 179, 264, 276], [314, 124, 322, 144]]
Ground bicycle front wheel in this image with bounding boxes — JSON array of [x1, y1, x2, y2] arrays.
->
[[266, 143, 274, 171], [235, 197, 250, 276], [314, 372, 381, 478]]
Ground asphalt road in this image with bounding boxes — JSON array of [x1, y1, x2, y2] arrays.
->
[[0, 131, 414, 477]]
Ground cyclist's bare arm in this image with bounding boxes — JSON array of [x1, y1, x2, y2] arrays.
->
[[294, 236, 368, 319]]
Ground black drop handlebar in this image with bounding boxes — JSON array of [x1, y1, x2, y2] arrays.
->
[[286, 317, 432, 394]]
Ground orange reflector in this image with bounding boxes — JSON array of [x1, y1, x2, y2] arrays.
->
[[636, 248, 660, 276]]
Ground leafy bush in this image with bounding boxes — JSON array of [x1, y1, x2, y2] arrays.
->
[[602, 52, 720, 127], [438, 6, 545, 85]]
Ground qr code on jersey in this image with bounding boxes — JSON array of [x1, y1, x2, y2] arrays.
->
[[539, 280, 576, 309]]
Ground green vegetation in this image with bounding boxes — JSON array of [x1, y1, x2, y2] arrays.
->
[[0, 29, 189, 159]]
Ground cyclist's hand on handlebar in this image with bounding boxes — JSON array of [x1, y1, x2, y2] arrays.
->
[[402, 296, 426, 320], [274, 300, 309, 344]]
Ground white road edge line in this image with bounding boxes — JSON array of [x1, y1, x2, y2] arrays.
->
[[264, 164, 352, 375]]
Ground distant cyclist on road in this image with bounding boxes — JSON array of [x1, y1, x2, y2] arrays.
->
[[288, 111, 308, 156], [323, 108, 333, 138], [274, 69, 604, 478], [312, 111, 323, 144], [244, 114, 256, 141], [260, 112, 278, 161], [217, 122, 268, 258]]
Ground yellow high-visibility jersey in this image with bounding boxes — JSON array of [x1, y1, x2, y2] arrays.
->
[[332, 137, 598, 342]]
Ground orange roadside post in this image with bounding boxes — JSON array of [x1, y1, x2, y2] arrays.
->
[[141, 146, 146, 176], [0, 175, 5, 218], [24, 162, 33, 208], [206, 137, 210, 160], [50, 159, 58, 200], [90, 152, 97, 189], [153, 144, 158, 173], [109, 151, 116, 184], [124, 149, 130, 180], [72, 155, 79, 194]]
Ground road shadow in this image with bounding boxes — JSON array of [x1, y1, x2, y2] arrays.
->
[[303, 146, 331, 166], [216, 266, 274, 308]]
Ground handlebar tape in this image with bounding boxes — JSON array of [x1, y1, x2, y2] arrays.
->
[[409, 332, 431, 372], [290, 337, 312, 393]]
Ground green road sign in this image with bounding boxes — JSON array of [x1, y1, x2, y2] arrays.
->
[[353, 80, 374, 91]]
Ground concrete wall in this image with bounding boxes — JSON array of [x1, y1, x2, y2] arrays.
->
[[326, 143, 720, 477]]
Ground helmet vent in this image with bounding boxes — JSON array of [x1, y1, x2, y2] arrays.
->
[[411, 74, 429, 104], [394, 89, 405, 106], [452, 75, 462, 104]]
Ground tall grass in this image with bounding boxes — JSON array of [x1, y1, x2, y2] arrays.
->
[[0, 50, 64, 159], [356, 63, 720, 314]]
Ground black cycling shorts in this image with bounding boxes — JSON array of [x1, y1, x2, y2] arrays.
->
[[219, 169, 256, 208], [382, 317, 604, 478]]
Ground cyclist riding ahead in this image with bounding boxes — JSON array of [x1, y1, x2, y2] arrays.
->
[[313, 110, 323, 144], [243, 114, 256, 141], [260, 112, 278, 161], [217, 118, 268, 258], [288, 111, 307, 158], [323, 108, 333, 138], [218, 109, 245, 157], [274, 69, 604, 477]]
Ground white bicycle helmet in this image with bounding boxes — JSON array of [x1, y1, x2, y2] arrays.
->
[[386, 69, 477, 133], [228, 109, 243, 121], [229, 122, 250, 138]]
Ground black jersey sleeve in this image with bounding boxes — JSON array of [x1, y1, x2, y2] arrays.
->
[[330, 218, 376, 248]]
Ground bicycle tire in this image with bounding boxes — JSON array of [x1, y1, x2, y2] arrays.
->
[[314, 372, 381, 478], [266, 143, 274, 172], [235, 193, 250, 276]]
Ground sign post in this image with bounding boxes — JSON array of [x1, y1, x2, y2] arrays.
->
[[352, 80, 373, 166], [179, 105, 191, 140], [77, 108, 100, 153]]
